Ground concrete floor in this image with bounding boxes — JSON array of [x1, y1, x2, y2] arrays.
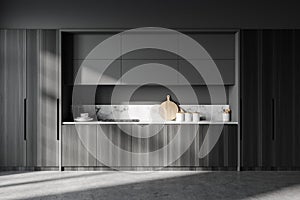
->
[[0, 171, 300, 200]]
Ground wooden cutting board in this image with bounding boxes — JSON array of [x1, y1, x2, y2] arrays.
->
[[159, 95, 179, 120]]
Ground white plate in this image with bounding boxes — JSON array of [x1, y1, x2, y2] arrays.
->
[[74, 117, 93, 122]]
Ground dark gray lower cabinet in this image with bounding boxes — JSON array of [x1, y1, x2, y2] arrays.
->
[[200, 125, 237, 167], [62, 125, 97, 166], [97, 125, 132, 167], [0, 30, 26, 167], [167, 125, 199, 166], [131, 125, 168, 167], [62, 124, 237, 168]]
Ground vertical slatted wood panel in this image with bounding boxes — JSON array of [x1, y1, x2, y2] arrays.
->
[[62, 125, 97, 166], [97, 125, 132, 167], [200, 125, 237, 167], [294, 30, 300, 167], [167, 125, 199, 166], [240, 30, 262, 168], [0, 30, 26, 167], [26, 30, 59, 167], [131, 125, 168, 167]]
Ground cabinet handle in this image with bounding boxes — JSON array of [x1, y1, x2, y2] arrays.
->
[[24, 98, 26, 141], [272, 98, 276, 141], [240, 98, 242, 141], [57, 98, 59, 140]]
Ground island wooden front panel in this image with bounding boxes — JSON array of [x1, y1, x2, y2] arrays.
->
[[62, 124, 237, 168]]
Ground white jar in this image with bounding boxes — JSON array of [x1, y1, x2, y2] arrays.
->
[[192, 112, 200, 122], [176, 112, 185, 122], [222, 113, 230, 122], [185, 112, 193, 122]]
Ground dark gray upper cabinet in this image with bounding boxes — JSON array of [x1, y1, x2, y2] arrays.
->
[[73, 32, 121, 60], [121, 59, 178, 85], [179, 32, 235, 60], [62, 30, 237, 86], [26, 30, 59, 167], [0, 30, 26, 167], [122, 49, 178, 60], [73, 59, 121, 85], [121, 31, 178, 59], [178, 59, 235, 85]]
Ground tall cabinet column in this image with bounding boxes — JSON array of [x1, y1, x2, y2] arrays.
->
[[0, 30, 27, 167], [26, 30, 59, 167]]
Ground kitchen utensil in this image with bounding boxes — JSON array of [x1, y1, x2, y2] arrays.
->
[[159, 95, 179, 121], [184, 112, 193, 122]]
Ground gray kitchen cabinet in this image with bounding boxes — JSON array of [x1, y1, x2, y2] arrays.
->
[[179, 32, 235, 60], [26, 30, 59, 167], [122, 48, 178, 60], [167, 125, 199, 166], [178, 59, 235, 85], [0, 30, 27, 167], [62, 125, 97, 166], [97, 125, 132, 167], [121, 31, 178, 59], [199, 125, 237, 167], [73, 59, 121, 85], [131, 125, 168, 167], [73, 32, 121, 60], [121, 59, 178, 85]]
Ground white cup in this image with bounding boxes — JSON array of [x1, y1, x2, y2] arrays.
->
[[176, 112, 185, 122], [192, 112, 200, 122], [222, 113, 230, 122], [185, 113, 193, 122], [80, 113, 89, 118]]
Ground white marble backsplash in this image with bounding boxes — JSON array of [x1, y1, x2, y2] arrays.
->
[[72, 105, 230, 122]]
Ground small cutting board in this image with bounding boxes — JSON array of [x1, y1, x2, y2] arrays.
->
[[159, 95, 179, 120]]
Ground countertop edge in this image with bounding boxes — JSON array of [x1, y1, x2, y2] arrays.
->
[[62, 121, 239, 125]]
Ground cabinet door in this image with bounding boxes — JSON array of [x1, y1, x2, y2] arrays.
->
[[274, 30, 294, 167], [121, 59, 178, 85], [167, 125, 199, 167], [97, 125, 132, 167], [199, 125, 237, 167], [0, 30, 26, 167], [26, 30, 59, 167], [73, 59, 121, 85], [240, 30, 262, 168], [179, 32, 235, 60], [62, 125, 97, 166], [294, 30, 300, 167], [178, 59, 235, 85], [131, 125, 168, 167]]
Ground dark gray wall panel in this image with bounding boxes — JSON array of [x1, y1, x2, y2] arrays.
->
[[1, 0, 300, 28], [0, 30, 26, 166]]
